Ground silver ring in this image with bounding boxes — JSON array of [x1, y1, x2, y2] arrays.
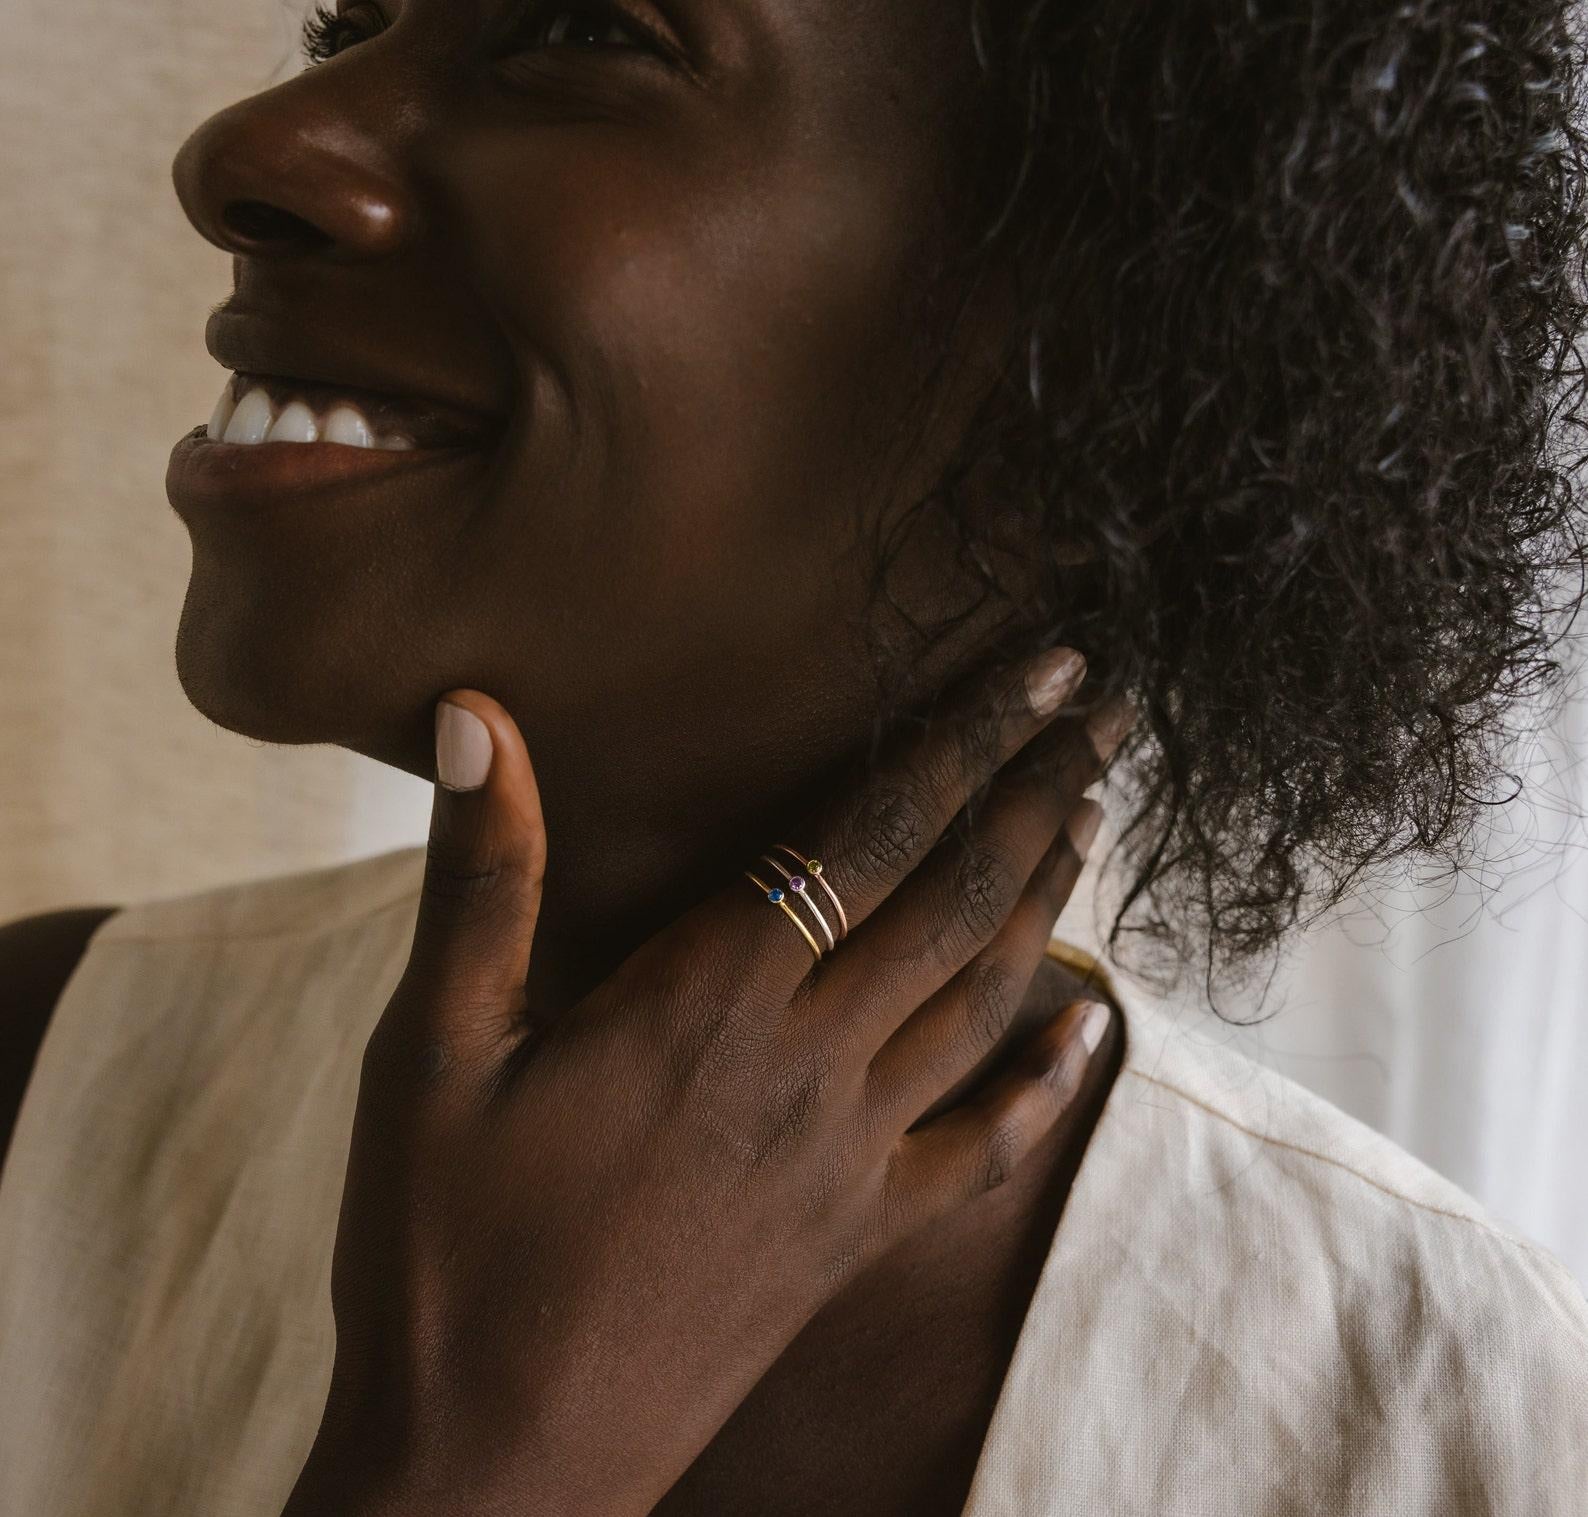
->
[[759, 853, 836, 952], [770, 843, 849, 940]]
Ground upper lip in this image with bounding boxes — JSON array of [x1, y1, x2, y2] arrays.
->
[[205, 307, 508, 445]]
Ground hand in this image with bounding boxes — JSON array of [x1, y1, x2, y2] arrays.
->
[[284, 648, 1129, 1517]]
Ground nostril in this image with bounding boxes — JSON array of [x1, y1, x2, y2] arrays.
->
[[221, 199, 334, 254]]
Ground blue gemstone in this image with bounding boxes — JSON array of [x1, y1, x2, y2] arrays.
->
[[768, 888, 785, 903]]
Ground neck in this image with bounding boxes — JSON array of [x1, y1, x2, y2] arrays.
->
[[456, 726, 1073, 1112]]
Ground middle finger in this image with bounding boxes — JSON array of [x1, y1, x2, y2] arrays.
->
[[814, 697, 1132, 1053]]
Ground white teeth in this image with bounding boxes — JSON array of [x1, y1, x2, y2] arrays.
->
[[268, 400, 321, 444], [321, 404, 374, 449], [209, 380, 419, 452], [207, 384, 237, 441], [223, 387, 275, 445]]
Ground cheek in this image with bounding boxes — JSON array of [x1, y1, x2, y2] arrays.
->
[[456, 134, 936, 615]]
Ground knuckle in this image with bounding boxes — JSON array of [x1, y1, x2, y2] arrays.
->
[[754, 1051, 836, 1165], [961, 955, 1018, 1051], [851, 784, 931, 882], [422, 840, 508, 911], [360, 1016, 462, 1097], [953, 842, 1020, 941], [978, 1111, 1029, 1192], [660, 993, 743, 1093]]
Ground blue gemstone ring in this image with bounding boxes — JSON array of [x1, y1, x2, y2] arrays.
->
[[743, 868, 823, 962], [769, 843, 849, 940], [759, 852, 836, 953]]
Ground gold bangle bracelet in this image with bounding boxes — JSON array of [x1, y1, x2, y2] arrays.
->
[[744, 870, 824, 962]]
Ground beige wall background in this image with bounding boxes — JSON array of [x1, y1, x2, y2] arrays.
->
[[0, 0, 430, 922]]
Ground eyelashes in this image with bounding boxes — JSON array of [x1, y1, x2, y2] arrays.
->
[[300, 3, 366, 65], [298, 1, 669, 68]]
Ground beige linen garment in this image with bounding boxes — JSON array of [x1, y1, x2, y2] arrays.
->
[[1, 847, 1585, 1515]]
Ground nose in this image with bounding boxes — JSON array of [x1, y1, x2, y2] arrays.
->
[[172, 82, 417, 263]]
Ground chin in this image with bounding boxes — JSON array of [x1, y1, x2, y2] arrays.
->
[[173, 570, 394, 749]]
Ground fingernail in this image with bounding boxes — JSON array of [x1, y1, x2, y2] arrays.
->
[[1085, 697, 1135, 762], [1025, 648, 1086, 716], [1079, 1001, 1110, 1055], [1067, 800, 1103, 861], [436, 701, 493, 792]]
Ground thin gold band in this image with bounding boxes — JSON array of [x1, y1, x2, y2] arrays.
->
[[759, 853, 836, 951], [744, 870, 824, 962], [770, 843, 849, 938]]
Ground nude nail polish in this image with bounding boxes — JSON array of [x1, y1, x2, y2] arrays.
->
[[436, 702, 493, 792], [1026, 648, 1087, 715]]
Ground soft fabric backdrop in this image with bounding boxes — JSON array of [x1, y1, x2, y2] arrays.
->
[[0, 0, 433, 919], [3, 0, 1584, 1287]]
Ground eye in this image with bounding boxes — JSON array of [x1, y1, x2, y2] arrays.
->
[[300, 1, 670, 68], [519, 1, 658, 52], [300, 3, 383, 66]]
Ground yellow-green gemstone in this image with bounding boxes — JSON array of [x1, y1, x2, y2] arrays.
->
[[809, 859, 823, 874]]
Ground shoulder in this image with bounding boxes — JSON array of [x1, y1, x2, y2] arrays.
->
[[0, 906, 121, 1161], [0, 844, 429, 1167], [1117, 986, 1588, 1317], [1067, 987, 1588, 1499]]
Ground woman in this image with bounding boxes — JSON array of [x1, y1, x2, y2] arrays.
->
[[1, 0, 1586, 1512]]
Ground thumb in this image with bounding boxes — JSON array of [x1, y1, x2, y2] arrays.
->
[[397, 690, 548, 1050]]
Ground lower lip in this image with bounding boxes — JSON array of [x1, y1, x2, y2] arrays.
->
[[167, 426, 488, 519]]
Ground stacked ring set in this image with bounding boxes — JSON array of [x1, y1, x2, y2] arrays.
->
[[744, 845, 850, 963]]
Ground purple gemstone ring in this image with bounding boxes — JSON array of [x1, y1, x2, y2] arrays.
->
[[758, 852, 835, 953], [769, 843, 849, 940]]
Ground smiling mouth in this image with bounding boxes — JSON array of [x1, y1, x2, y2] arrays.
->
[[204, 372, 497, 453]]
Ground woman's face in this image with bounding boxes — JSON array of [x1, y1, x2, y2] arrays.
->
[[168, 0, 1006, 842]]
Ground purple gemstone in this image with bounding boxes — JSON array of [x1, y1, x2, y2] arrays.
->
[[789, 876, 806, 891]]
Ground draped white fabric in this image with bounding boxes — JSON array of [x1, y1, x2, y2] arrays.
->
[[3, 0, 1583, 1295], [1073, 646, 1588, 1289]]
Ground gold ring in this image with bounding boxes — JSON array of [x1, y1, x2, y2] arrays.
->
[[759, 853, 836, 951], [744, 870, 823, 962], [770, 844, 849, 939]]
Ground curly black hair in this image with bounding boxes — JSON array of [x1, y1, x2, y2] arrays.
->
[[861, 0, 1588, 991]]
